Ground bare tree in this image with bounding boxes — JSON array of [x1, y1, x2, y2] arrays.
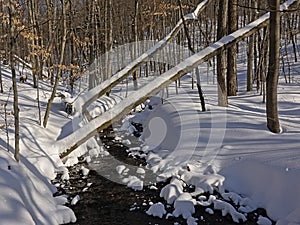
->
[[0, 58, 3, 93], [266, 0, 280, 133], [8, 0, 20, 161], [43, 0, 68, 128], [227, 0, 238, 96], [217, 0, 228, 106], [178, 0, 206, 111], [132, 0, 139, 90], [247, 0, 257, 92]]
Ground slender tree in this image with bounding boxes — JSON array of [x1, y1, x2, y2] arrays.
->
[[178, 0, 206, 111], [8, 0, 20, 161], [0, 57, 3, 93], [132, 0, 139, 90], [0, 0, 3, 93], [247, 0, 257, 92], [266, 0, 280, 133], [43, 0, 68, 128]]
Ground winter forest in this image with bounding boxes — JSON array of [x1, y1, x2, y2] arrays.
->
[[0, 0, 300, 225]]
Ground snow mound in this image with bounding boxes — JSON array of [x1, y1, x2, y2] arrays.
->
[[122, 176, 143, 191], [160, 178, 183, 204], [181, 170, 225, 194], [173, 193, 196, 219], [116, 165, 126, 175], [187, 216, 198, 225], [221, 160, 300, 224], [257, 216, 272, 225], [146, 202, 166, 218], [0, 151, 76, 225]]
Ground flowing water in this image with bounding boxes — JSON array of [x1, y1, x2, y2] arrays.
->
[[59, 126, 270, 225]]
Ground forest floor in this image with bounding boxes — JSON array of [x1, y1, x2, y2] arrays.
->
[[58, 127, 272, 225]]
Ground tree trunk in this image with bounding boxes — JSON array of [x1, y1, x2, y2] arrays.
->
[[247, 0, 257, 92], [178, 0, 206, 111], [27, 0, 40, 88], [106, 0, 113, 82], [0, 61, 3, 93], [247, 34, 254, 91], [132, 0, 139, 90], [43, 0, 68, 128], [217, 0, 228, 106], [8, 0, 20, 162], [227, 0, 238, 96], [266, 0, 280, 133]]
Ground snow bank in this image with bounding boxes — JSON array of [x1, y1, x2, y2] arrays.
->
[[221, 160, 300, 224], [0, 150, 76, 225]]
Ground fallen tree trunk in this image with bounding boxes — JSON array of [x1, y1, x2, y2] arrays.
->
[[72, 0, 210, 115], [59, 0, 298, 159]]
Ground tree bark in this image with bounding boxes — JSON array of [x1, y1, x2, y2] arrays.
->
[[247, 34, 254, 91], [0, 60, 3, 93], [8, 0, 20, 162], [217, 0, 228, 106], [227, 0, 238, 96], [178, 0, 206, 111], [266, 0, 280, 133], [43, 0, 68, 128], [247, 0, 257, 92], [132, 0, 139, 90], [27, 0, 40, 88]]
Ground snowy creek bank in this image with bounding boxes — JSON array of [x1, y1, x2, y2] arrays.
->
[[55, 125, 271, 225]]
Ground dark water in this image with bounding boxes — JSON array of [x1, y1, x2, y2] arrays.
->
[[57, 126, 272, 225]]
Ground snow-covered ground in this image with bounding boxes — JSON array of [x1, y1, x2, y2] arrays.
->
[[111, 70, 299, 225], [0, 64, 77, 224], [0, 46, 299, 225]]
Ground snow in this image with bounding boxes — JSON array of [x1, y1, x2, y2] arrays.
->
[[0, 0, 299, 224], [173, 193, 196, 219], [213, 199, 247, 223], [137, 77, 300, 224], [205, 208, 214, 215], [0, 150, 76, 225], [160, 178, 183, 204], [122, 175, 143, 191], [116, 165, 126, 175], [122, 43, 299, 225], [257, 216, 273, 225], [136, 167, 146, 174], [1, 64, 299, 225], [71, 195, 80, 206], [187, 216, 198, 225], [80, 166, 89, 176], [146, 202, 167, 218]]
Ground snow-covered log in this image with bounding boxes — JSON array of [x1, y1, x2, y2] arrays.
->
[[58, 0, 297, 159], [72, 0, 210, 115]]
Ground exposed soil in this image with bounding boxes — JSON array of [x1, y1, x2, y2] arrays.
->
[[55, 126, 274, 225]]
